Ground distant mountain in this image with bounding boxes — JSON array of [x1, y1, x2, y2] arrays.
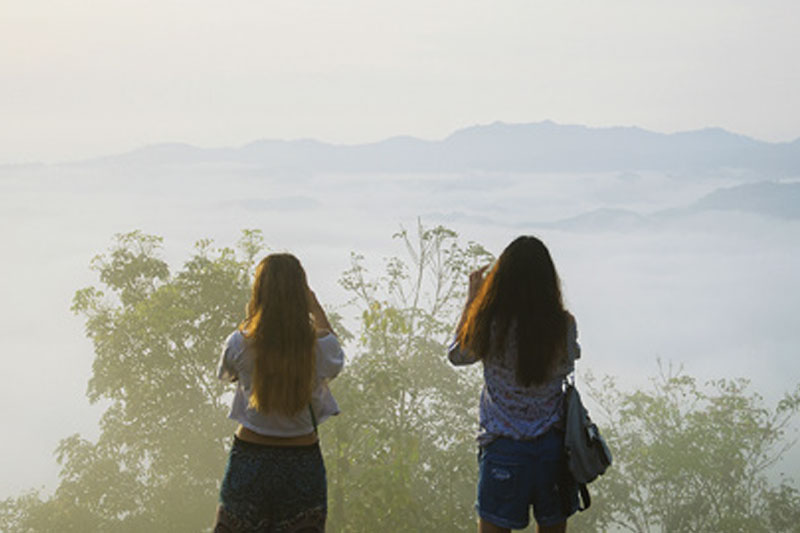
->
[[535, 208, 650, 232], [75, 121, 800, 175], [688, 181, 800, 219], [538, 181, 800, 231]]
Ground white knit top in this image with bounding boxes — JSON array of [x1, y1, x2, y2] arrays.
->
[[217, 330, 345, 437]]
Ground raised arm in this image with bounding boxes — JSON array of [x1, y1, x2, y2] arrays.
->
[[308, 288, 336, 338], [454, 264, 489, 336], [449, 265, 489, 366]]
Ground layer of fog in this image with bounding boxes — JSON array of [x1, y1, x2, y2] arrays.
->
[[2, 162, 799, 499]]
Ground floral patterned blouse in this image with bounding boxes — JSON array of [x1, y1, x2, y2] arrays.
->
[[448, 314, 581, 446]]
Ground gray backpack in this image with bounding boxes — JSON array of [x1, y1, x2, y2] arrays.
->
[[563, 378, 613, 510]]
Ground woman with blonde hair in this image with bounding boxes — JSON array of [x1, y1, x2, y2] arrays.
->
[[214, 253, 344, 533], [449, 236, 580, 533]]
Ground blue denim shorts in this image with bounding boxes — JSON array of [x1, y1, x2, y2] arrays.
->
[[477, 429, 579, 529]]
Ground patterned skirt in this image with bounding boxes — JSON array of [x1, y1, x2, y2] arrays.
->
[[214, 436, 327, 533]]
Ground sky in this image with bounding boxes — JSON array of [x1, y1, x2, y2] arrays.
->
[[2, 0, 800, 164]]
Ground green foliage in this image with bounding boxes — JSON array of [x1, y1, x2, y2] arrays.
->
[[3, 230, 261, 532], [572, 363, 800, 533], [322, 222, 493, 532], [2, 225, 798, 533]]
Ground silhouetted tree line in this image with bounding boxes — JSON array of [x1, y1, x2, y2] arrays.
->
[[2, 225, 799, 532]]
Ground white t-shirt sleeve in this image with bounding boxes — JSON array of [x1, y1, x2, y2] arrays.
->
[[217, 331, 241, 382], [316, 333, 345, 379]]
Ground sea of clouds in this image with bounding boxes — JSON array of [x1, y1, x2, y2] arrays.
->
[[2, 157, 799, 498]]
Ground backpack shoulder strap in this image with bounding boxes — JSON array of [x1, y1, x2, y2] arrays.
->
[[578, 483, 591, 510], [308, 404, 318, 434]]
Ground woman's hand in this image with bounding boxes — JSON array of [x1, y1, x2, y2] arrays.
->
[[308, 287, 335, 337], [468, 265, 490, 302], [308, 288, 323, 313], [455, 264, 490, 336]]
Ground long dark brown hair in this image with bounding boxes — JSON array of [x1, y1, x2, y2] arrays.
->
[[457, 236, 568, 386], [240, 253, 316, 416]]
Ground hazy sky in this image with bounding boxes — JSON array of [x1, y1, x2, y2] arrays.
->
[[2, 0, 799, 163]]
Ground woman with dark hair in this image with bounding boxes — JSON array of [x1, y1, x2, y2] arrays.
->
[[449, 236, 580, 533], [214, 253, 345, 533]]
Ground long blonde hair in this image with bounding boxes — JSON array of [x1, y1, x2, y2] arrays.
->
[[240, 253, 316, 416]]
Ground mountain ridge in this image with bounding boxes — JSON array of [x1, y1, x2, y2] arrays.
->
[[13, 120, 800, 175], [535, 181, 800, 231]]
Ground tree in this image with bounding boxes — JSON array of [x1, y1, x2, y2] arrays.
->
[[570, 364, 800, 533], [1, 223, 493, 532], [2, 230, 264, 532], [321, 222, 494, 531]]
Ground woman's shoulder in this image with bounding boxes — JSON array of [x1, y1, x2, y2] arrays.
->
[[565, 309, 577, 325], [315, 330, 337, 345], [564, 310, 581, 362], [224, 330, 249, 359], [315, 331, 344, 359], [564, 310, 578, 337], [226, 329, 246, 346]]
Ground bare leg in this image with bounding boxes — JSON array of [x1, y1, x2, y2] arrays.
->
[[537, 521, 567, 533], [478, 517, 510, 533]]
